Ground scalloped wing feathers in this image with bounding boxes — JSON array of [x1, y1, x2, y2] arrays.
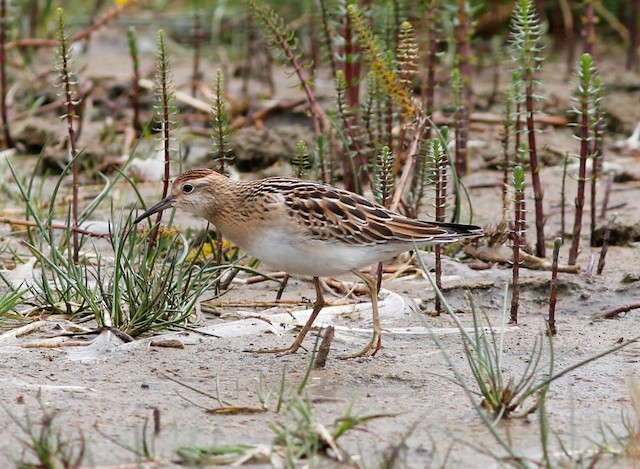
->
[[257, 178, 481, 246]]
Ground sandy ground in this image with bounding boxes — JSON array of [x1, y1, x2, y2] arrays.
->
[[0, 25, 639, 468]]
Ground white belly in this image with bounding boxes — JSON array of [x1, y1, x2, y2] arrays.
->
[[238, 228, 410, 277]]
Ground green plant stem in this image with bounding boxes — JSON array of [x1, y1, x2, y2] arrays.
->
[[127, 27, 141, 134]]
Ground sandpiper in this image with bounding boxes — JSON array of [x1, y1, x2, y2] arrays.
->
[[134, 169, 483, 359]]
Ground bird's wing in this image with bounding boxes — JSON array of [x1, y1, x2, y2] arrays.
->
[[259, 178, 480, 246]]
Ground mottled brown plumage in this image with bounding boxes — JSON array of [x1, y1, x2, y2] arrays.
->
[[135, 169, 483, 358]]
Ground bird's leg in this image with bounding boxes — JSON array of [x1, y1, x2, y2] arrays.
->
[[340, 269, 382, 360], [252, 277, 325, 356]]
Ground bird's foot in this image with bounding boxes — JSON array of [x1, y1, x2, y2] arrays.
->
[[339, 331, 382, 360]]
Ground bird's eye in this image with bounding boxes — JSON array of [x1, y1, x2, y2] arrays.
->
[[182, 183, 194, 194]]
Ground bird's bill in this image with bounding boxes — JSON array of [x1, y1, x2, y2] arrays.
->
[[133, 196, 173, 224]]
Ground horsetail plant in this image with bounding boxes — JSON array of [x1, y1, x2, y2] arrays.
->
[[335, 69, 367, 193], [55, 7, 81, 264], [362, 70, 382, 150], [148, 29, 176, 247], [211, 69, 233, 176], [568, 53, 599, 265], [396, 21, 419, 104], [248, 0, 323, 137], [510, 165, 526, 324], [430, 139, 448, 315], [292, 140, 311, 180], [211, 67, 233, 281], [336, 0, 361, 111], [373, 145, 395, 208], [409, 132, 433, 218], [347, 3, 415, 118], [382, 2, 397, 153], [509, 0, 546, 258], [395, 20, 419, 159]]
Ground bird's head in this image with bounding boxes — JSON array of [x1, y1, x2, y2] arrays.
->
[[133, 168, 221, 224]]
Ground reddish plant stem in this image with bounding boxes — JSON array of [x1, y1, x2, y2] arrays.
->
[[150, 33, 172, 247], [422, 1, 438, 140], [510, 169, 525, 324], [599, 302, 640, 319], [590, 119, 603, 246], [547, 237, 562, 335], [434, 146, 447, 316], [454, 0, 472, 176], [28, 0, 37, 39], [191, 11, 202, 98], [501, 150, 510, 224], [0, 0, 13, 148], [582, 0, 595, 56], [597, 213, 616, 275], [514, 100, 522, 166], [500, 86, 514, 223], [568, 84, 590, 265], [524, 79, 546, 258], [343, 13, 361, 110], [262, 16, 324, 137], [58, 19, 80, 264], [337, 14, 367, 193], [599, 171, 614, 219], [390, 117, 426, 212]]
